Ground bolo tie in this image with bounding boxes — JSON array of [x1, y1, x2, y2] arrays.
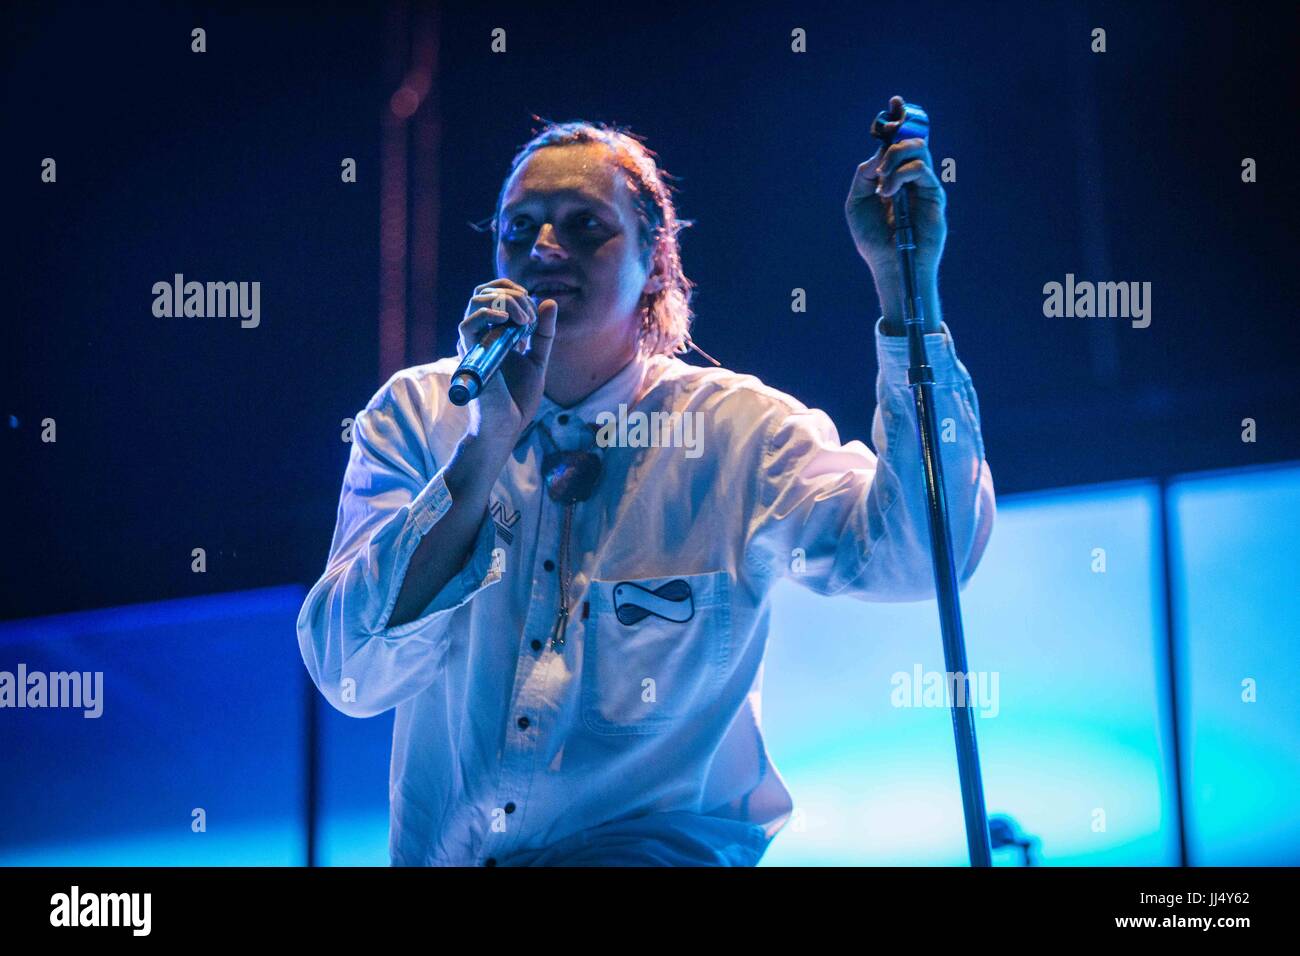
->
[[537, 419, 603, 652]]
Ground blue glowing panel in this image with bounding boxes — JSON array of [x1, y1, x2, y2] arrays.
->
[[315, 704, 394, 866], [0, 585, 308, 865], [761, 481, 1177, 866], [1169, 464, 1300, 865]]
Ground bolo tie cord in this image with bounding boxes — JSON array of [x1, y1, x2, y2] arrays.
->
[[551, 503, 574, 650]]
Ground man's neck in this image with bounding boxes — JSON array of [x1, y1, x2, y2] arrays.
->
[[543, 324, 640, 409]]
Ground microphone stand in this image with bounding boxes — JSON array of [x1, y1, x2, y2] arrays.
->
[[872, 101, 993, 867]]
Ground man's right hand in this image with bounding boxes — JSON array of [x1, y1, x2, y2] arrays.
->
[[388, 280, 555, 629], [457, 278, 558, 442]]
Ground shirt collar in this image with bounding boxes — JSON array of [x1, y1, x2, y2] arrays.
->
[[514, 350, 656, 452]]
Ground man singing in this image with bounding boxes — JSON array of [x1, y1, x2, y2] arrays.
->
[[297, 96, 996, 866]]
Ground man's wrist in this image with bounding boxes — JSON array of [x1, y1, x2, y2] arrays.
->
[[877, 276, 942, 336], [447, 429, 515, 500]]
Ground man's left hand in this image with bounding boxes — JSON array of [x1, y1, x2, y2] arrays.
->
[[845, 95, 947, 334]]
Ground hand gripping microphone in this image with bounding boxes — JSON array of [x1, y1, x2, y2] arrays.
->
[[869, 99, 929, 149], [870, 101, 931, 337], [447, 314, 537, 407]]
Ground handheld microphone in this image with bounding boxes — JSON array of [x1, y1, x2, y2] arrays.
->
[[870, 99, 931, 339], [448, 317, 537, 407], [869, 99, 929, 147]]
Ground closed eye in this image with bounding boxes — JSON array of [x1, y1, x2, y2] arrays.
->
[[502, 212, 609, 242]]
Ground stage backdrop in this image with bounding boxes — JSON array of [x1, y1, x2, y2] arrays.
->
[[2, 464, 1296, 866]]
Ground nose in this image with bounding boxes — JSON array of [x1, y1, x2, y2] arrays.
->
[[530, 222, 567, 262]]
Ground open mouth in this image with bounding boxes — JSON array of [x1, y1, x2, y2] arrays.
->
[[528, 283, 580, 299]]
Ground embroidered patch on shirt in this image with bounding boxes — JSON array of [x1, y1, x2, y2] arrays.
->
[[490, 498, 520, 544], [613, 579, 695, 625]]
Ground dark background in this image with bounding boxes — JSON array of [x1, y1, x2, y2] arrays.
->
[[4, 0, 1297, 620]]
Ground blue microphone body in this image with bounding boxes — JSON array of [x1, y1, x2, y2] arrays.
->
[[448, 319, 536, 406], [870, 101, 929, 146]]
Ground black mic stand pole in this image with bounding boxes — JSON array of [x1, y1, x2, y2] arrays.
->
[[871, 100, 993, 867]]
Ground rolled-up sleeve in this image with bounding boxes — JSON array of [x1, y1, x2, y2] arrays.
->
[[744, 318, 995, 602], [296, 373, 501, 718]]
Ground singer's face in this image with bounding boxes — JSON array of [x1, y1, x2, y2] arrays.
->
[[495, 143, 655, 347]]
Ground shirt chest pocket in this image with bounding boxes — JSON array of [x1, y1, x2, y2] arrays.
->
[[582, 570, 732, 735]]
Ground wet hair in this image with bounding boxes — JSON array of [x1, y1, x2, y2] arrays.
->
[[481, 118, 697, 358]]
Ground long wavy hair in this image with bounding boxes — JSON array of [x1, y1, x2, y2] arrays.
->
[[482, 119, 697, 358]]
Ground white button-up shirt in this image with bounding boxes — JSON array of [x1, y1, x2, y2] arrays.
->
[[296, 318, 996, 866]]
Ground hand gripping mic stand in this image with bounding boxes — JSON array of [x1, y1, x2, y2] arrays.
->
[[870, 101, 993, 867]]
